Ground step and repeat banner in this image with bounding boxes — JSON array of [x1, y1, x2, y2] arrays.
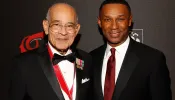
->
[[3, 0, 175, 99]]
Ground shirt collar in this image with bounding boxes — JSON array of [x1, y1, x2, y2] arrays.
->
[[48, 42, 72, 56], [105, 36, 130, 57]]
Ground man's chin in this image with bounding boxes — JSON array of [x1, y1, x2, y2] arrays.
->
[[107, 40, 121, 46], [108, 39, 120, 44], [55, 45, 70, 53], [56, 46, 68, 50]]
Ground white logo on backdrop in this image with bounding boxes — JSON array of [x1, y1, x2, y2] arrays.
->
[[130, 29, 144, 43]]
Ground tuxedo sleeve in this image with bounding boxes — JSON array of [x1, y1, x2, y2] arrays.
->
[[9, 58, 26, 100], [149, 52, 172, 100]]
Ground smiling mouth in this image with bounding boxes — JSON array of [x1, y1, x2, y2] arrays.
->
[[109, 31, 120, 37], [110, 32, 120, 34], [111, 30, 120, 34], [56, 38, 68, 41], [110, 31, 120, 34]]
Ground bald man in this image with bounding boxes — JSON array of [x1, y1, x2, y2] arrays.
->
[[9, 3, 92, 100]]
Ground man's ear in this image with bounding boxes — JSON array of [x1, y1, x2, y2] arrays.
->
[[129, 15, 133, 27], [97, 17, 102, 28], [43, 20, 49, 35], [75, 24, 80, 35]]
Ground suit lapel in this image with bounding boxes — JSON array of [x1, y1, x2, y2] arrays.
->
[[37, 45, 65, 100], [112, 39, 139, 100], [75, 66, 82, 100], [94, 45, 107, 100], [74, 49, 83, 100]]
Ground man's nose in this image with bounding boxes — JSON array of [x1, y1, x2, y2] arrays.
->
[[111, 20, 119, 29], [59, 26, 68, 36]]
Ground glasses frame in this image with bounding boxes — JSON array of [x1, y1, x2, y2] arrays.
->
[[48, 21, 78, 33]]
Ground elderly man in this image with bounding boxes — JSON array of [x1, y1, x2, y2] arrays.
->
[[9, 3, 92, 100]]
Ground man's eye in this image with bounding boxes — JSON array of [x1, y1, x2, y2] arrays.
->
[[67, 25, 73, 27], [53, 24, 60, 26], [117, 18, 125, 21], [66, 24, 74, 28], [50, 23, 58, 27], [104, 18, 111, 22]]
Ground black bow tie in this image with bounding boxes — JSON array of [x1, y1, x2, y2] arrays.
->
[[52, 53, 76, 65]]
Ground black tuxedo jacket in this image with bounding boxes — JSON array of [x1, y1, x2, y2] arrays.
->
[[90, 38, 172, 100], [9, 44, 93, 100]]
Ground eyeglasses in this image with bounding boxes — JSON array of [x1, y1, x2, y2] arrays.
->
[[49, 22, 78, 33]]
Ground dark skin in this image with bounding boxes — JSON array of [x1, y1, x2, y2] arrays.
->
[[98, 4, 132, 47]]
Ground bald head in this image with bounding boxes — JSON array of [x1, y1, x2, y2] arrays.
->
[[42, 3, 80, 54], [46, 3, 78, 23]]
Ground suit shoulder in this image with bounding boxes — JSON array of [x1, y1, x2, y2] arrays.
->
[[76, 49, 91, 58], [89, 45, 105, 56], [133, 41, 165, 57], [13, 48, 40, 61]]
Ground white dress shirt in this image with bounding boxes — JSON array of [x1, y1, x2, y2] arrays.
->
[[48, 42, 76, 100], [101, 36, 130, 94]]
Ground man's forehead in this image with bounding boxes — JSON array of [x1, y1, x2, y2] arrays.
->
[[49, 13, 76, 23], [49, 20, 75, 24]]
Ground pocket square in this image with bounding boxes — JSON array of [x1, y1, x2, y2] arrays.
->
[[81, 78, 90, 84]]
